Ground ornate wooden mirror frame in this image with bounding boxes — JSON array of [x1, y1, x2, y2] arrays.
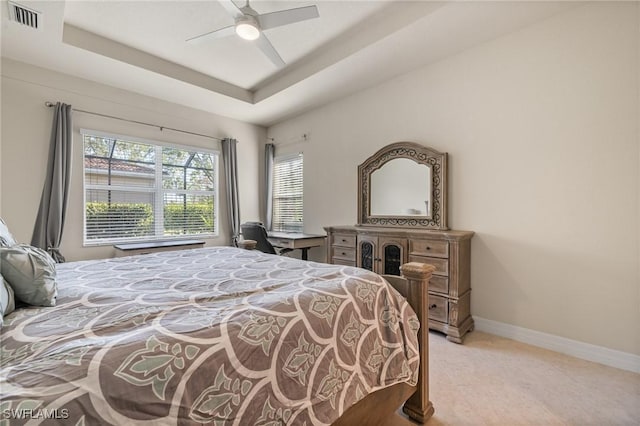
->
[[358, 141, 448, 230]]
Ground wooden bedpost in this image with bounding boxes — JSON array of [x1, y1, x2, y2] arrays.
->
[[400, 262, 436, 423]]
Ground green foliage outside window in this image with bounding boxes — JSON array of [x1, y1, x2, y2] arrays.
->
[[164, 203, 215, 235], [85, 202, 215, 240], [85, 202, 153, 239]]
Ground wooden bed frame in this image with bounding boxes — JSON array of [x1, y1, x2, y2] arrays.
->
[[333, 262, 436, 425], [1, 245, 433, 425]]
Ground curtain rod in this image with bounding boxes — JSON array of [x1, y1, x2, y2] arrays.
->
[[44, 101, 224, 142], [268, 133, 309, 147]]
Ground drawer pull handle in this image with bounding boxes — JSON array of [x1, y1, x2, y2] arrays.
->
[[426, 246, 431, 250], [429, 304, 437, 310], [342, 239, 347, 242], [341, 252, 346, 256]]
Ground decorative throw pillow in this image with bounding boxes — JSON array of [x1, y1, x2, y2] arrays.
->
[[0, 244, 57, 307], [0, 273, 16, 327], [0, 217, 17, 247]]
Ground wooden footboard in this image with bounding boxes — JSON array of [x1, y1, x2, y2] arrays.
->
[[398, 262, 436, 423], [332, 262, 436, 425], [332, 382, 416, 426]]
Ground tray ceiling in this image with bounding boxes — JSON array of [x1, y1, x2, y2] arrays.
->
[[1, 1, 575, 126]]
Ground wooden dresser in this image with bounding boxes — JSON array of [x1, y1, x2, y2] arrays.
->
[[325, 225, 474, 343]]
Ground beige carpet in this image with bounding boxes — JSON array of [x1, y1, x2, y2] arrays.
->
[[389, 331, 640, 426]]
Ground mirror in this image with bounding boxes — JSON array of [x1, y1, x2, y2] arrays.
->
[[358, 141, 448, 230], [370, 158, 432, 217]]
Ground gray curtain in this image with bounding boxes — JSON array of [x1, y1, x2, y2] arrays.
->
[[264, 143, 275, 231], [31, 102, 73, 263], [221, 138, 240, 247]]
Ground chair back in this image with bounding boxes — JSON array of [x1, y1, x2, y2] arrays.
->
[[241, 222, 276, 254]]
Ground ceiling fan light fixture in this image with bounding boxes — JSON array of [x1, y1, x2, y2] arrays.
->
[[235, 17, 260, 41], [186, 0, 320, 67]]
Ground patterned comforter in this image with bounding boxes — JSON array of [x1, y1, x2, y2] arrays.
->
[[1, 247, 420, 425]]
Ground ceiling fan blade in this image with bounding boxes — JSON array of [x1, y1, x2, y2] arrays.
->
[[218, 0, 244, 19], [255, 34, 285, 67], [256, 5, 319, 30], [186, 25, 236, 43]]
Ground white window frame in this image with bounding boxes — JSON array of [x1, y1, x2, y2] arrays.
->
[[81, 129, 219, 246], [272, 152, 303, 233]]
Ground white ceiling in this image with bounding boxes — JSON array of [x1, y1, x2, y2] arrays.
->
[[64, 0, 391, 89], [1, 1, 576, 126]]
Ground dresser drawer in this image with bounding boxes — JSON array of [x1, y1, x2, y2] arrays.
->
[[333, 233, 356, 248], [409, 255, 449, 276], [410, 239, 449, 258], [331, 246, 356, 262], [428, 275, 449, 294], [332, 258, 356, 267], [428, 294, 448, 323]]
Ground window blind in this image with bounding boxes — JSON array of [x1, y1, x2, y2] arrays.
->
[[82, 132, 218, 244], [272, 153, 303, 232]]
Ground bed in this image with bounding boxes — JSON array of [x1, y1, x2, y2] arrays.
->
[[0, 246, 434, 425]]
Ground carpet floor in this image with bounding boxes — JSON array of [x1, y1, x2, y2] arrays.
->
[[389, 331, 639, 426]]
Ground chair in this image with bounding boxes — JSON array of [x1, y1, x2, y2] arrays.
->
[[240, 222, 279, 255]]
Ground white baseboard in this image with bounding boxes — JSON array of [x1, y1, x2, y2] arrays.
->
[[474, 317, 640, 374]]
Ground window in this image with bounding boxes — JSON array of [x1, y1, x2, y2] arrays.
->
[[82, 130, 218, 244], [272, 153, 303, 232]]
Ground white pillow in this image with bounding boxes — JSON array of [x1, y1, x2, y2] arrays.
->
[[0, 217, 17, 247], [0, 244, 57, 307], [1, 273, 16, 327]]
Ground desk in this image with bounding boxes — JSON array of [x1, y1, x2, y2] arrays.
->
[[267, 232, 326, 260]]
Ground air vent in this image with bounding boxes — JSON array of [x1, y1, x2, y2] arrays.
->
[[7, 1, 41, 29]]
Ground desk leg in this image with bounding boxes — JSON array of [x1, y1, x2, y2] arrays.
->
[[301, 248, 309, 261]]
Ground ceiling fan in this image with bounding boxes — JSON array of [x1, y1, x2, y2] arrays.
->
[[187, 0, 320, 68]]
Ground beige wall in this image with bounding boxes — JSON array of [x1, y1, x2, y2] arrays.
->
[[0, 58, 3, 214], [0, 59, 265, 261], [268, 3, 640, 355]]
